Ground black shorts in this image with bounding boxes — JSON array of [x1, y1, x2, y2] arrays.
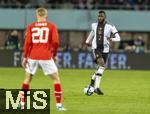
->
[[92, 49, 108, 64]]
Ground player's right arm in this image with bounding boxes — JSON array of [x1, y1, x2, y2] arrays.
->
[[85, 24, 94, 46], [22, 25, 32, 68]]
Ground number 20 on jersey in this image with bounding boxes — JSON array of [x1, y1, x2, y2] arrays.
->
[[32, 27, 49, 43]]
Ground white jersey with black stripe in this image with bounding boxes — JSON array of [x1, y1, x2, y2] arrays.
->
[[86, 22, 120, 53]]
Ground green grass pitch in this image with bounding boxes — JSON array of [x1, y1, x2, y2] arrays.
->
[[0, 68, 150, 114]]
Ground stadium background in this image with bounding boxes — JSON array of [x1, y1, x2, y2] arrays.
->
[[0, 0, 150, 69], [0, 1, 150, 114]]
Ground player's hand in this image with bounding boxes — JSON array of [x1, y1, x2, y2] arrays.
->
[[22, 58, 28, 69], [53, 56, 58, 63], [85, 43, 91, 47], [109, 38, 112, 42]]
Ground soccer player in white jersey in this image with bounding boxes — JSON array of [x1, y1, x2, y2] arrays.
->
[[85, 10, 120, 95]]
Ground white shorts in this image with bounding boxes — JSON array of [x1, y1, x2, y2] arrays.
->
[[25, 59, 58, 75]]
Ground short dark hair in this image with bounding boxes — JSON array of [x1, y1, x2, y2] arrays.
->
[[98, 10, 106, 16], [36, 7, 47, 17]]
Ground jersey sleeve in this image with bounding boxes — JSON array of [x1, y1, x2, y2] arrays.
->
[[52, 24, 59, 57], [23, 25, 32, 58], [111, 25, 120, 42]]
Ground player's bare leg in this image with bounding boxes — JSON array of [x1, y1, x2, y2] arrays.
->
[[23, 72, 33, 84], [49, 72, 66, 111]]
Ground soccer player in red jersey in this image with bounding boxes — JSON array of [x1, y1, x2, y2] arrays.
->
[[21, 7, 66, 111]]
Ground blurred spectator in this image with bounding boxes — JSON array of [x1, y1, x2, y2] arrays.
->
[[133, 36, 145, 53], [0, 0, 150, 10], [5, 30, 20, 50], [123, 42, 134, 52], [0, 0, 7, 8], [76, 0, 88, 9]]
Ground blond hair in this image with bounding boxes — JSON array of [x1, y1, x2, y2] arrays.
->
[[36, 8, 48, 17]]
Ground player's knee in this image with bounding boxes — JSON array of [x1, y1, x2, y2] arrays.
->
[[96, 58, 105, 67]]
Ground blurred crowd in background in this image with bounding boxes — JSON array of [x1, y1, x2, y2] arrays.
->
[[0, 0, 150, 10], [0, 0, 149, 53], [2, 30, 147, 54]]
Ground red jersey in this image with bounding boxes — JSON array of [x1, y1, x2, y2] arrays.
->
[[23, 21, 59, 60]]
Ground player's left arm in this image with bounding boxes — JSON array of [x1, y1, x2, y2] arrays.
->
[[52, 24, 59, 61], [110, 25, 120, 42]]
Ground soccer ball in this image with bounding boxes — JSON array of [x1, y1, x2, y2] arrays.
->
[[84, 85, 94, 96]]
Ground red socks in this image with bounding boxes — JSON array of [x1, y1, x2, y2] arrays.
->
[[20, 83, 29, 103], [21, 83, 62, 105], [22, 83, 29, 90], [54, 83, 62, 104]]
